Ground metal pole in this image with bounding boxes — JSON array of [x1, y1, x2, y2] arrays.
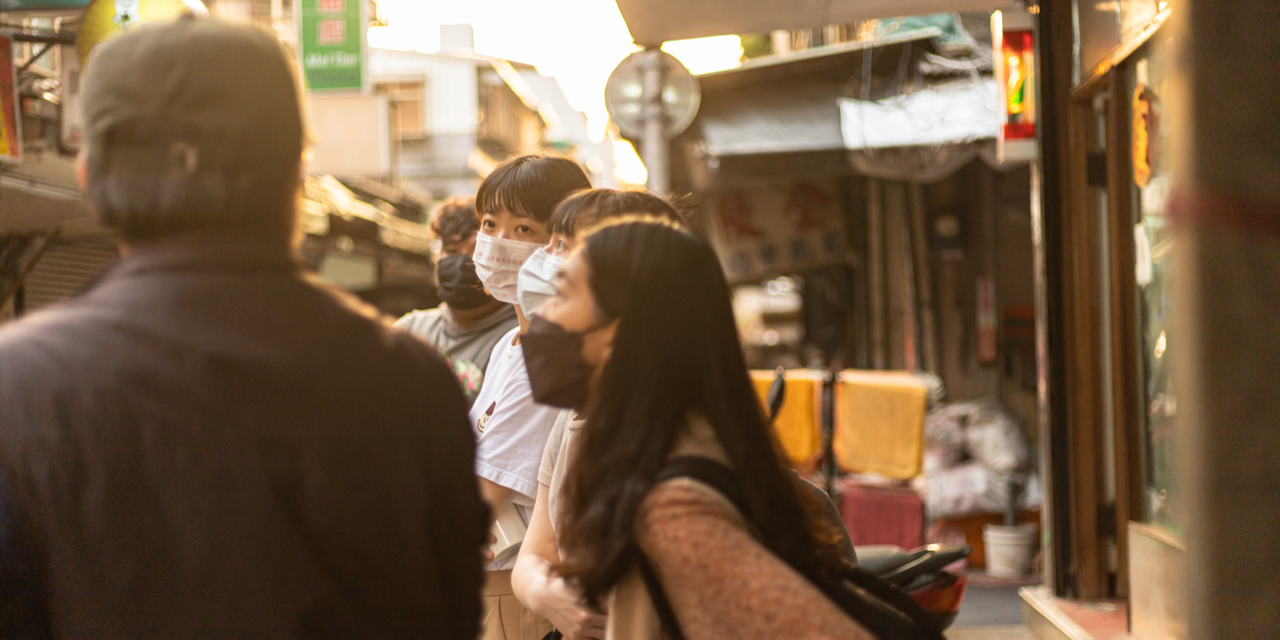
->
[[640, 49, 670, 195], [867, 178, 887, 369], [909, 183, 939, 374]]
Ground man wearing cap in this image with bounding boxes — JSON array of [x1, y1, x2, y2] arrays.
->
[[0, 17, 486, 638]]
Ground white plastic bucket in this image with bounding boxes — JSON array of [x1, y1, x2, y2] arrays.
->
[[983, 523, 1038, 577]]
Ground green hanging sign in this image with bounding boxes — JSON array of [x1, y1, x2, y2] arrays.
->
[[298, 0, 366, 93]]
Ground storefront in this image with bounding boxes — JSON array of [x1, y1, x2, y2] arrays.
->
[[0, 3, 439, 322], [1028, 2, 1185, 639]]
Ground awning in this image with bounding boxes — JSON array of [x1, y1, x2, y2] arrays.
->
[[699, 81, 847, 157], [692, 30, 940, 158], [615, 0, 999, 45], [840, 77, 998, 150], [305, 176, 434, 255]]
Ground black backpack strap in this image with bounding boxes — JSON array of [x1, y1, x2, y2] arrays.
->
[[828, 567, 947, 640], [653, 456, 753, 518]]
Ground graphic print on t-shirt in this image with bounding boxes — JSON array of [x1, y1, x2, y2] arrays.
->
[[477, 401, 496, 433], [451, 359, 484, 398]]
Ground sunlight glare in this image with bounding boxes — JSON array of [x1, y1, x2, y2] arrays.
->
[[612, 139, 648, 186], [661, 35, 744, 75]]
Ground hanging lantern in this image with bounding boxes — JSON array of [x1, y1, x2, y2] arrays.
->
[[993, 8, 1037, 162]]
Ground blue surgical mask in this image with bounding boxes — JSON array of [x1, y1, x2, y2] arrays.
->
[[517, 247, 566, 317]]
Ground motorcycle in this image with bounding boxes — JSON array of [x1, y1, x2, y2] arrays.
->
[[765, 367, 971, 630]]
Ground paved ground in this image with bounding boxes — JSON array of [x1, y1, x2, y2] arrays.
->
[[947, 582, 1036, 640], [953, 584, 1027, 627], [948, 626, 1037, 640]]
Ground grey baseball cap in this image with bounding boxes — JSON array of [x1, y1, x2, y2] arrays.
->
[[81, 15, 304, 173]]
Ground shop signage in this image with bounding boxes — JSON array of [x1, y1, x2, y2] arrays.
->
[[78, 0, 206, 65], [708, 181, 846, 283], [992, 9, 1037, 162], [298, 0, 367, 93], [0, 32, 21, 164], [977, 277, 997, 364]]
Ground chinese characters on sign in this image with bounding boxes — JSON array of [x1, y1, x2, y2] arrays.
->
[[299, 0, 365, 92], [709, 182, 846, 283]]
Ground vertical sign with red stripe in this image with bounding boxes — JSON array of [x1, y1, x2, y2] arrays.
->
[[977, 277, 998, 364]]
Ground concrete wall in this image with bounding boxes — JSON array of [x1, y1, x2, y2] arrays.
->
[[860, 161, 1037, 438], [370, 49, 479, 136], [924, 162, 1038, 436], [1177, 4, 1280, 638], [370, 49, 484, 198]]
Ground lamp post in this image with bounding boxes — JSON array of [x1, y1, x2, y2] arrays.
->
[[639, 48, 670, 195], [604, 48, 699, 195]]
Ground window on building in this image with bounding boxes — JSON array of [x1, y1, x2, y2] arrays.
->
[[378, 82, 426, 140]]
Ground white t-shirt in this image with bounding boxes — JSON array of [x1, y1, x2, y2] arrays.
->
[[468, 326, 561, 570]]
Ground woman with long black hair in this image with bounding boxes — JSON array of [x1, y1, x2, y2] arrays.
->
[[521, 219, 875, 639]]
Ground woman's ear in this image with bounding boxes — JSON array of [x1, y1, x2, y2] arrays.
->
[[598, 318, 620, 363], [584, 317, 620, 368]]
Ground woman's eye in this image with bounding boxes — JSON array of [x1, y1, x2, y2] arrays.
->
[[556, 240, 567, 251], [482, 220, 495, 229], [517, 225, 532, 234]]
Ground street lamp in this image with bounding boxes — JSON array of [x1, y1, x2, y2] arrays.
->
[[604, 49, 700, 195]]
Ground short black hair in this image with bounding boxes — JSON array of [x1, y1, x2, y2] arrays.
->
[[475, 155, 592, 225], [429, 195, 479, 243], [549, 189, 685, 238]]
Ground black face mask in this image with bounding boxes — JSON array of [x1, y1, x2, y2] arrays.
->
[[521, 315, 601, 411], [436, 254, 495, 311]]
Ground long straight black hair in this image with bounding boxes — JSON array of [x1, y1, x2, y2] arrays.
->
[[557, 219, 847, 606]]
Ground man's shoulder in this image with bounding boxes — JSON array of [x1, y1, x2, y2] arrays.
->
[[473, 305, 519, 331], [375, 310, 459, 380], [394, 306, 446, 335], [0, 302, 104, 369]]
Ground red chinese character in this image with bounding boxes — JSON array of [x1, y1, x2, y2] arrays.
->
[[317, 18, 346, 46], [784, 182, 832, 232], [317, 0, 345, 14], [716, 193, 764, 243]]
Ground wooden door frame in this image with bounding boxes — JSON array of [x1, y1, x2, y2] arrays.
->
[[1042, 0, 1168, 600], [1103, 65, 1146, 600], [1060, 87, 1110, 600]]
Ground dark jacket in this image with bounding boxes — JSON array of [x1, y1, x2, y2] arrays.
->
[[0, 235, 487, 639]]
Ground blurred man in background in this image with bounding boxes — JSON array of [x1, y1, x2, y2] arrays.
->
[[0, 17, 486, 638], [397, 196, 519, 406]]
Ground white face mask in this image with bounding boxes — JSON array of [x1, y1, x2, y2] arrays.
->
[[473, 233, 543, 305], [517, 247, 567, 317]]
